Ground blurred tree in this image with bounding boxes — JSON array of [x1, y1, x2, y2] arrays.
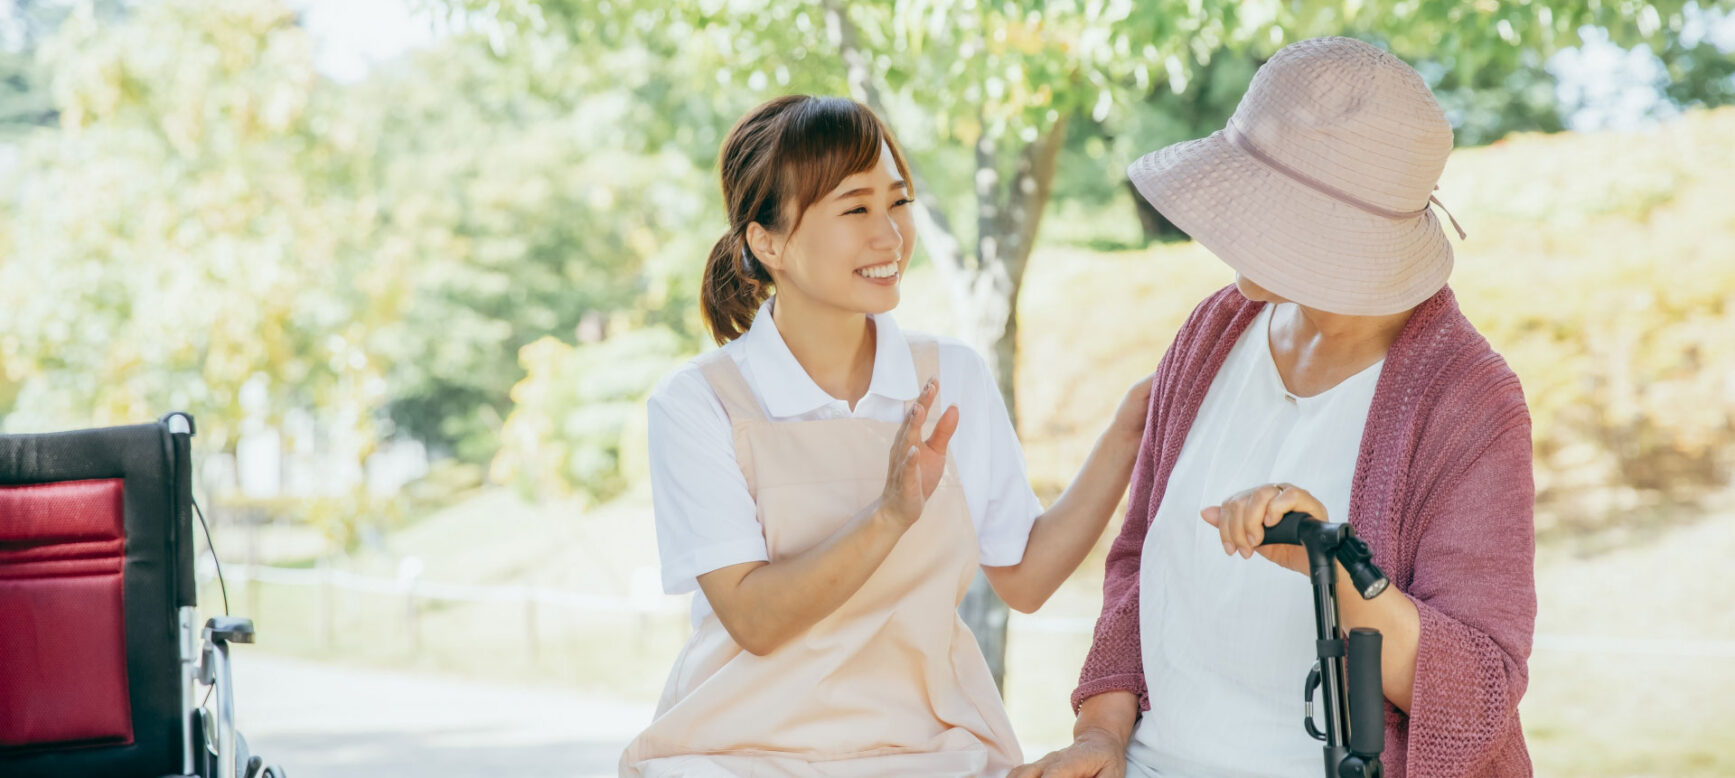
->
[[0, 0, 378, 444], [460, 0, 1728, 688], [0, 0, 715, 503], [470, 0, 1725, 422], [0, 0, 127, 139], [492, 325, 689, 506], [348, 42, 713, 463]]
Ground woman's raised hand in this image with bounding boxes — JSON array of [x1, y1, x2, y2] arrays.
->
[[879, 378, 959, 531]]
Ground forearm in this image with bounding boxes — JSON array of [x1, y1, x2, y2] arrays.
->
[[1336, 563, 1421, 712], [702, 502, 906, 655], [1074, 690, 1140, 748], [987, 426, 1142, 612]]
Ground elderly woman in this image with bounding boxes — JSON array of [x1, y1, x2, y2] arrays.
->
[[1015, 37, 1536, 778]]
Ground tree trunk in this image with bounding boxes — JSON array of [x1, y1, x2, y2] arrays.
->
[[1128, 178, 1180, 243], [824, 0, 1068, 694]]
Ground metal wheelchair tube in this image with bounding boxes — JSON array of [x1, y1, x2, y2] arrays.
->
[[203, 640, 239, 778], [180, 607, 199, 776]]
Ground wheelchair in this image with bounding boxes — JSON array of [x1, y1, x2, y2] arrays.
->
[[0, 412, 286, 778]]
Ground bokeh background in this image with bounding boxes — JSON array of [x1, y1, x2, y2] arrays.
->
[[2, 0, 1734, 775]]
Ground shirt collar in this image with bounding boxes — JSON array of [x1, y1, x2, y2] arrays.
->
[[741, 296, 919, 418]]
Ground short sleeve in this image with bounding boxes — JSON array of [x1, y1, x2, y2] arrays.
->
[[646, 364, 768, 595], [949, 343, 1043, 567]]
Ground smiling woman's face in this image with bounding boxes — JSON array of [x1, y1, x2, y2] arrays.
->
[[754, 141, 915, 316]]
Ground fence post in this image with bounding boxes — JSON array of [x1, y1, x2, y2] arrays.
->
[[245, 511, 262, 623], [318, 558, 334, 651], [525, 590, 539, 664], [399, 557, 424, 657]]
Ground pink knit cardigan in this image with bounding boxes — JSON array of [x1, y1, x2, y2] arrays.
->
[[1073, 284, 1537, 777]]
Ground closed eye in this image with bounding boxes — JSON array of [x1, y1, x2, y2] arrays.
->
[[845, 198, 912, 216]]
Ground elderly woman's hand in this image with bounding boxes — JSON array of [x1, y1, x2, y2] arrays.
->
[[1009, 727, 1127, 778], [1201, 483, 1330, 576]]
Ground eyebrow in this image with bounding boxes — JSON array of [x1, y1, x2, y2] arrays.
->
[[832, 180, 910, 201]]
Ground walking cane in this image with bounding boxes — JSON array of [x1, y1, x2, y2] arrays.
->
[[1259, 511, 1388, 778]]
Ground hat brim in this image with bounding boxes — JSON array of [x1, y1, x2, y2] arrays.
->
[[1128, 129, 1453, 316]]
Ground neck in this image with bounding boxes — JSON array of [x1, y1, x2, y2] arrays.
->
[[1279, 303, 1413, 356], [1268, 302, 1413, 397], [769, 293, 877, 407]]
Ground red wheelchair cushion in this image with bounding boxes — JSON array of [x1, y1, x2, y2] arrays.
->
[[0, 479, 133, 748]]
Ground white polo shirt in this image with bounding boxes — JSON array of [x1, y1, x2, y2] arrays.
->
[[646, 297, 1045, 627]]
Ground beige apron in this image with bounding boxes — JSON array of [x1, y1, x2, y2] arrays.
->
[[621, 335, 1022, 777]]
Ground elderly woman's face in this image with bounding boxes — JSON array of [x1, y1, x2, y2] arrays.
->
[[1235, 273, 1292, 305]]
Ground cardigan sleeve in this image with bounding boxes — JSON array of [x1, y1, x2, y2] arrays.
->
[[1070, 286, 1247, 714], [1402, 414, 1538, 776], [1069, 410, 1157, 713]]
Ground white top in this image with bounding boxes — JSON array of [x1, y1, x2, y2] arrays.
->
[[646, 297, 1044, 628], [1126, 303, 1384, 778]]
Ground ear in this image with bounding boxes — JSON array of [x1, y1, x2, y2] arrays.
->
[[745, 221, 784, 273]]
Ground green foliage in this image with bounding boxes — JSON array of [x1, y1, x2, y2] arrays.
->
[[4, 0, 1731, 526], [490, 326, 690, 506], [475, 0, 1728, 229], [0, 0, 716, 481], [348, 42, 715, 460], [1, 0, 373, 450]]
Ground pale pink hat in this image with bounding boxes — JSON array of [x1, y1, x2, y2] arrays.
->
[[1128, 36, 1467, 316]]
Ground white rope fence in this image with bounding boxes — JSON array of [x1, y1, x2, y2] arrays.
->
[[230, 563, 683, 614], [217, 562, 1735, 660], [213, 560, 684, 658]]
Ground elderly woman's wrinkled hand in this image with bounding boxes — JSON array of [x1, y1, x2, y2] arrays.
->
[[1009, 727, 1128, 778], [1200, 483, 1330, 576]]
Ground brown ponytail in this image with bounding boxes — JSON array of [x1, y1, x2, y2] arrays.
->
[[700, 227, 773, 344], [700, 95, 914, 345]]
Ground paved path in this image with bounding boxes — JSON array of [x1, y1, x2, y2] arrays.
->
[[233, 653, 652, 777]]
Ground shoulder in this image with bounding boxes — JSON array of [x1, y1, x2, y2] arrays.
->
[[1431, 340, 1530, 438], [927, 333, 990, 369], [647, 346, 739, 419], [907, 331, 996, 388], [1395, 291, 1531, 434], [1178, 284, 1259, 340], [1150, 285, 1263, 393]]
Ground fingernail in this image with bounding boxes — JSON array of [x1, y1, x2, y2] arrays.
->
[[1223, 542, 1233, 555]]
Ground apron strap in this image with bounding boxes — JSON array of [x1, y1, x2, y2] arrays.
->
[[695, 350, 766, 425], [907, 335, 941, 395], [695, 349, 763, 496]]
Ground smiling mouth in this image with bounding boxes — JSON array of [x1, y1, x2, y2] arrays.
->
[[856, 262, 899, 279]]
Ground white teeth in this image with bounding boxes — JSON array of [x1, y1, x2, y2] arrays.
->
[[857, 263, 899, 279]]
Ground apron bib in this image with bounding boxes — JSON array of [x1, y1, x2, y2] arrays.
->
[[621, 336, 1021, 777]]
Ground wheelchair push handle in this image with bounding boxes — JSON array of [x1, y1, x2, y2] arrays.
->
[[1347, 628, 1385, 756]]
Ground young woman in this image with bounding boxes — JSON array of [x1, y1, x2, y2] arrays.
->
[[619, 95, 1150, 777]]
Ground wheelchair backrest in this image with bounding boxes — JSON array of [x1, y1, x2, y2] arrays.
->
[[0, 413, 198, 777]]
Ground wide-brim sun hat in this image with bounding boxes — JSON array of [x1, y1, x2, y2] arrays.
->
[[1129, 36, 1468, 316]]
